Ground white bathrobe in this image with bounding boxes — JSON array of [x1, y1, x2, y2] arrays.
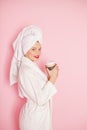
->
[[18, 56, 58, 130]]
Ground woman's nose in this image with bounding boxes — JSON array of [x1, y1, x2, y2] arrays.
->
[[36, 50, 41, 55]]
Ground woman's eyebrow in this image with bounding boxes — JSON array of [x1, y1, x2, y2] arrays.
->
[[32, 47, 36, 49], [31, 47, 41, 49]]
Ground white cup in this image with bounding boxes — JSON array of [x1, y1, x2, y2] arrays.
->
[[45, 61, 56, 70]]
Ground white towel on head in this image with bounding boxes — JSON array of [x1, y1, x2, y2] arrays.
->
[[10, 25, 43, 86]]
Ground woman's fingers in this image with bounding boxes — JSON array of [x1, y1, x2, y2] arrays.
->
[[54, 64, 59, 71]]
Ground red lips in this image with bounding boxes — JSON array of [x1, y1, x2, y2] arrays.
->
[[34, 55, 39, 58]]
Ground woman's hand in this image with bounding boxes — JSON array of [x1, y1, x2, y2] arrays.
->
[[46, 64, 59, 84]]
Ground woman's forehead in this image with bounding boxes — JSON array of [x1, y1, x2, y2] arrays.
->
[[32, 41, 41, 48]]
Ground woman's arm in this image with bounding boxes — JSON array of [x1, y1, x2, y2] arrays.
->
[[19, 69, 57, 106]]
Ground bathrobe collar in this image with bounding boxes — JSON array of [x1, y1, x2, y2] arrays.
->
[[21, 56, 47, 80]]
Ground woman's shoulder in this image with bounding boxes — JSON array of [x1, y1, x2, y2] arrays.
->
[[19, 62, 33, 75]]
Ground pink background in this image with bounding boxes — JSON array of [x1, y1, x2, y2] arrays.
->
[[0, 0, 87, 130]]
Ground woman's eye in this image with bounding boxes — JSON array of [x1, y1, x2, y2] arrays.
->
[[31, 48, 41, 51], [32, 48, 35, 51], [39, 48, 41, 51]]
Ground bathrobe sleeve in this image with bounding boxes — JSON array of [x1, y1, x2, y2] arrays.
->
[[19, 68, 58, 106]]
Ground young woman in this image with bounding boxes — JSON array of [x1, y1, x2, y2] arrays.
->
[[10, 25, 59, 130]]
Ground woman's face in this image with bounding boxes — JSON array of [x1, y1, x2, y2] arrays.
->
[[24, 41, 42, 61]]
